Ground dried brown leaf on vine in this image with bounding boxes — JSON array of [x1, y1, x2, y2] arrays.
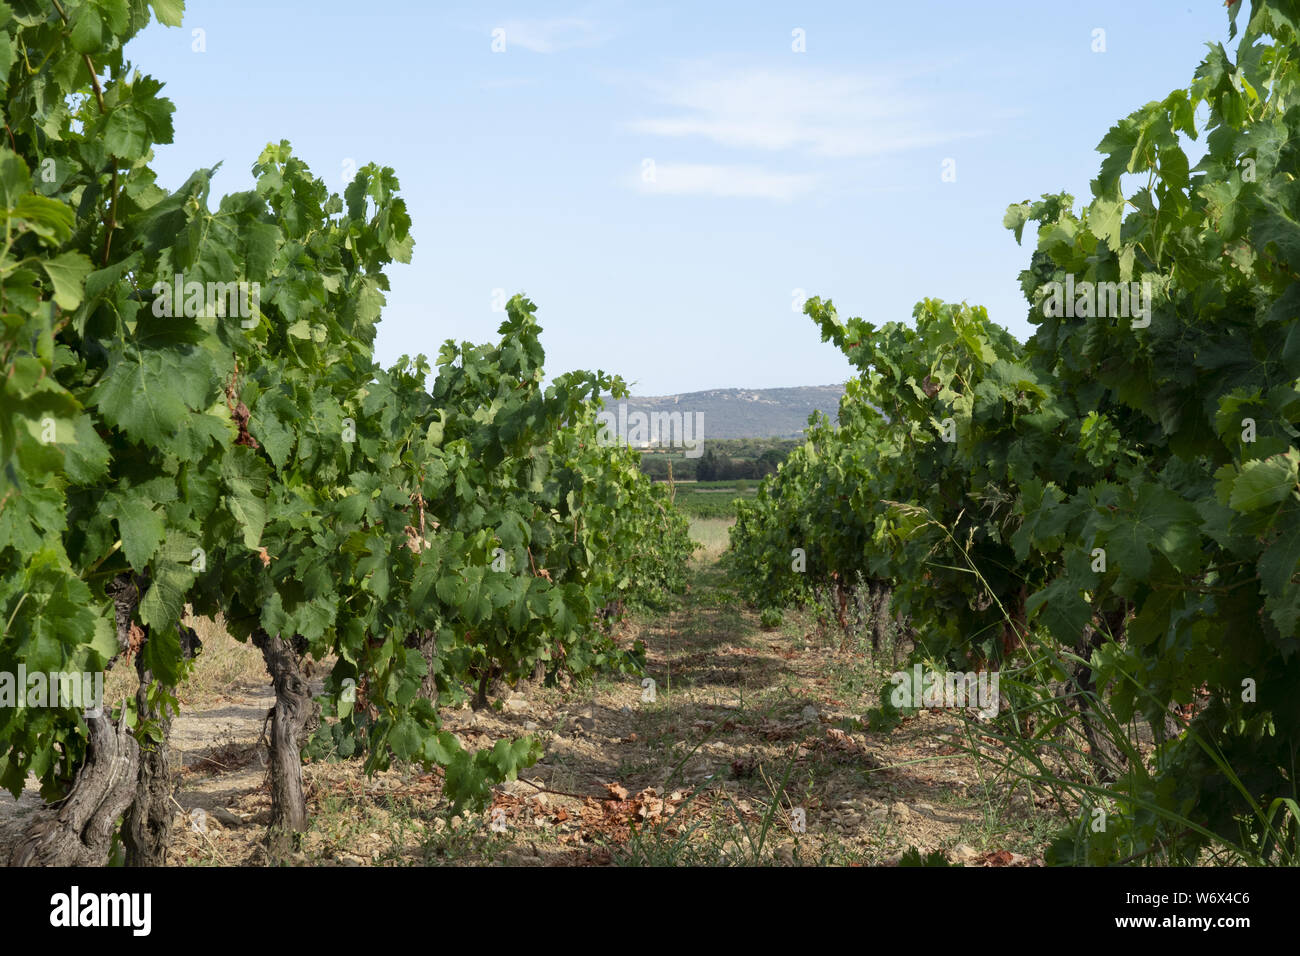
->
[[125, 622, 145, 661], [225, 365, 260, 449]]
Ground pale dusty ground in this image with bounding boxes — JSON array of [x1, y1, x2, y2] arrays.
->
[[1, 521, 1064, 866]]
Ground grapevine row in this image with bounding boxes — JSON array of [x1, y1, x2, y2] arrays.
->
[[728, 0, 1300, 864], [0, 0, 694, 864]]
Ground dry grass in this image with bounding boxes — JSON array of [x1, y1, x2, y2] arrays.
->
[[688, 517, 734, 563], [183, 615, 267, 699], [102, 613, 267, 708]]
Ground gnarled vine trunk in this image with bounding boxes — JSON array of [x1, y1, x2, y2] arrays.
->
[[252, 629, 318, 857], [123, 622, 201, 866], [406, 629, 440, 702], [1068, 608, 1130, 784], [9, 573, 147, 866], [8, 713, 140, 866]]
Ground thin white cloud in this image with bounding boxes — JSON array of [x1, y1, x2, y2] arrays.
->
[[633, 163, 816, 201], [629, 65, 985, 159], [496, 17, 609, 53], [482, 76, 540, 90]]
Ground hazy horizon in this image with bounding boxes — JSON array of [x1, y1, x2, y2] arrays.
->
[[607, 382, 845, 396]]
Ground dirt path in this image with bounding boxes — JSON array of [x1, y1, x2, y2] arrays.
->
[[2, 538, 1059, 866]]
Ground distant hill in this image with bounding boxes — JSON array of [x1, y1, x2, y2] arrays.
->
[[600, 385, 845, 440]]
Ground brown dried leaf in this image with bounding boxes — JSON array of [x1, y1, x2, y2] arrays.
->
[[125, 622, 146, 661], [605, 782, 629, 801], [978, 849, 1022, 867]]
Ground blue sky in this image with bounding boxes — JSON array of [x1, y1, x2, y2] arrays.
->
[[126, 1, 1233, 395]]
